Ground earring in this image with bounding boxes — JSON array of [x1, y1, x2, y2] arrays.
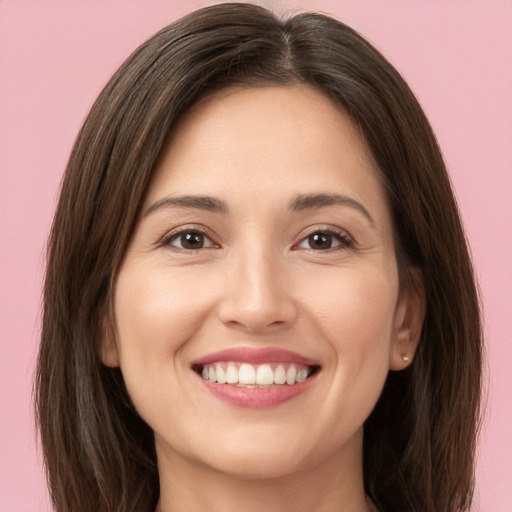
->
[[402, 353, 410, 362]]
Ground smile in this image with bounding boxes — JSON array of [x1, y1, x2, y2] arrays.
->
[[191, 347, 321, 408], [194, 361, 318, 387]]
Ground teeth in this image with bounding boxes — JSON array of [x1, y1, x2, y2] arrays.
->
[[296, 368, 308, 383], [226, 364, 238, 384], [274, 365, 286, 385], [239, 363, 256, 385], [216, 363, 227, 384], [256, 364, 274, 385], [199, 361, 316, 386], [286, 366, 297, 385]]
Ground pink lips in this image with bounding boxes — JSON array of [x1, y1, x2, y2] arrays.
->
[[191, 347, 320, 409], [192, 346, 319, 367]]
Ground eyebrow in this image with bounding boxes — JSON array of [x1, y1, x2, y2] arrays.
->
[[144, 192, 374, 225], [289, 193, 375, 225], [144, 195, 229, 216]]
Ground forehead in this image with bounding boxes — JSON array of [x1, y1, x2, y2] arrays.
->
[[146, 85, 387, 218]]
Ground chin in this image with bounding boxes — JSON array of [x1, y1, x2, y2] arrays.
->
[[188, 432, 327, 481], [206, 451, 309, 481]]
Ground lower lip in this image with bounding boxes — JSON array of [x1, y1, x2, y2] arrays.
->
[[196, 372, 318, 409]]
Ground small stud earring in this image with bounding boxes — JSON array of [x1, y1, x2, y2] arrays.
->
[[402, 353, 410, 362]]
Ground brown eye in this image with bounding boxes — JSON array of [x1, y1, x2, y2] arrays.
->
[[308, 232, 333, 250], [165, 229, 215, 250], [296, 229, 352, 251], [180, 231, 205, 249]]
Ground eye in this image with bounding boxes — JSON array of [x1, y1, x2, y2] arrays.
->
[[162, 228, 217, 251], [296, 229, 352, 251]]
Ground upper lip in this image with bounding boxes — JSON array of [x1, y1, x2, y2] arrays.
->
[[191, 347, 321, 367]]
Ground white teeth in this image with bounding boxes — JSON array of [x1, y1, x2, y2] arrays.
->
[[216, 364, 227, 384], [199, 361, 316, 386], [274, 364, 286, 385], [296, 368, 308, 383], [239, 363, 256, 385], [226, 364, 238, 384], [256, 364, 274, 385], [286, 366, 297, 385]]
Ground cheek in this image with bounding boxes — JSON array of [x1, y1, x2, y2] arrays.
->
[[112, 263, 221, 427], [300, 265, 398, 404], [112, 263, 217, 394], [115, 264, 211, 349], [302, 265, 398, 347]]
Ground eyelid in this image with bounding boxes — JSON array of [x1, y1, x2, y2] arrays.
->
[[159, 224, 219, 251], [292, 225, 354, 251], [157, 223, 354, 252]]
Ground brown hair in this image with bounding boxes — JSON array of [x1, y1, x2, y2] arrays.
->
[[35, 3, 482, 511]]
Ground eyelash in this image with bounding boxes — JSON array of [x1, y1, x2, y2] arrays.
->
[[160, 225, 218, 252], [159, 226, 354, 252], [293, 227, 353, 252]]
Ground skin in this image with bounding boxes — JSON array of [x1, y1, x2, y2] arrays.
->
[[102, 86, 424, 512]]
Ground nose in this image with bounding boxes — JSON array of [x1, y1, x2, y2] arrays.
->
[[217, 245, 298, 333]]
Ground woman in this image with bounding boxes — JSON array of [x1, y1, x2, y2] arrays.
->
[[35, 3, 482, 511]]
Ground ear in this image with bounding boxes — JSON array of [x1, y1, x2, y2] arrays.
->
[[100, 310, 120, 368], [389, 268, 425, 371]]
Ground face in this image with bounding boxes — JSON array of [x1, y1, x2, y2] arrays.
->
[[103, 86, 421, 481]]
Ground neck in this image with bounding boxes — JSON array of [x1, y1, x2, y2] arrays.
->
[[155, 430, 376, 512]]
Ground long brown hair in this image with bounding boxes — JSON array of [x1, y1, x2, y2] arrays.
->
[[35, 3, 482, 511]]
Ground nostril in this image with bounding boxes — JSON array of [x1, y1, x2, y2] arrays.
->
[[217, 289, 298, 333]]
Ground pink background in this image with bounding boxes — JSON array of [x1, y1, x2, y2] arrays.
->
[[1, 1, 510, 510]]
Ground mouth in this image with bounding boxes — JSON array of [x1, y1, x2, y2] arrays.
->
[[191, 347, 321, 408], [192, 361, 320, 387]]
